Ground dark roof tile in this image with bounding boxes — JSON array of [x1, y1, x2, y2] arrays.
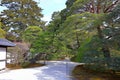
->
[[0, 39, 16, 47]]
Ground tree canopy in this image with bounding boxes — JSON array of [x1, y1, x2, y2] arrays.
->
[[0, 0, 43, 40]]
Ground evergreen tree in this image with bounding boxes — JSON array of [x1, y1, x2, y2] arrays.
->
[[0, 0, 43, 39], [59, 0, 120, 70]]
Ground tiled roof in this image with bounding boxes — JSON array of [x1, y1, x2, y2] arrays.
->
[[0, 39, 16, 47]]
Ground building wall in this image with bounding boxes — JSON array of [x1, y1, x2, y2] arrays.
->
[[0, 47, 6, 70]]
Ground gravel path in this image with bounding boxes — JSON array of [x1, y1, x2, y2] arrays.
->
[[0, 61, 81, 80]]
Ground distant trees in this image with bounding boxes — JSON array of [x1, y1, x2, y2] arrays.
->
[[0, 0, 43, 40], [0, 0, 44, 64]]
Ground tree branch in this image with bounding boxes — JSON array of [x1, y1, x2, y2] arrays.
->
[[104, 0, 119, 13], [96, 0, 102, 13], [90, 0, 95, 13]]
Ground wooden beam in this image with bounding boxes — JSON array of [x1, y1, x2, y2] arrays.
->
[[0, 59, 7, 62]]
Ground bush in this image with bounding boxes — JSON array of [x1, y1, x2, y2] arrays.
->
[[109, 57, 120, 71], [70, 56, 76, 62], [83, 56, 120, 72], [20, 62, 30, 68]]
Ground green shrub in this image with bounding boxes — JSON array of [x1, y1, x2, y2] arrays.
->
[[20, 62, 30, 68]]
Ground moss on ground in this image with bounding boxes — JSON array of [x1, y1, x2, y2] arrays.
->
[[72, 65, 120, 80]]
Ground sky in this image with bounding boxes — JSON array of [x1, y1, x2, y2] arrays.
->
[[0, 6, 7, 13], [38, 0, 67, 22], [0, 0, 67, 23]]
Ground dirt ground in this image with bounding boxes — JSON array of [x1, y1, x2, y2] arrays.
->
[[6, 63, 45, 69], [72, 65, 120, 80]]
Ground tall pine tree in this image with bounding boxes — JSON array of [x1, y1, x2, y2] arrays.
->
[[0, 0, 43, 40]]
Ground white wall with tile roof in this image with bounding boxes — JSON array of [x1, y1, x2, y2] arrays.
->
[[0, 47, 6, 70]]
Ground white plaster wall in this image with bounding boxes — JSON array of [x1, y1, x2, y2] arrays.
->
[[0, 61, 6, 69], [0, 47, 6, 70], [0, 47, 6, 60]]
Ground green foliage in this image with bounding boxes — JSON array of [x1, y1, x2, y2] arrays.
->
[[0, 28, 6, 38], [64, 0, 120, 72], [6, 32, 17, 41], [1, 0, 43, 40], [31, 32, 51, 53], [22, 26, 44, 58], [60, 0, 76, 22], [70, 0, 89, 13], [75, 36, 93, 62], [0, 22, 6, 38], [60, 12, 101, 55], [82, 35, 120, 71], [1, 0, 120, 72], [20, 62, 30, 68], [22, 26, 42, 43]]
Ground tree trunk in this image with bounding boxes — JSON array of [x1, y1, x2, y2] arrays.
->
[[102, 45, 111, 58], [97, 26, 111, 60], [75, 23, 80, 49]]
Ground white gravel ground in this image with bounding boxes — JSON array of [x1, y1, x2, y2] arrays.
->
[[0, 61, 81, 80]]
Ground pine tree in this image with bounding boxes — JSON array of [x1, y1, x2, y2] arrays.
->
[[0, 0, 43, 38]]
